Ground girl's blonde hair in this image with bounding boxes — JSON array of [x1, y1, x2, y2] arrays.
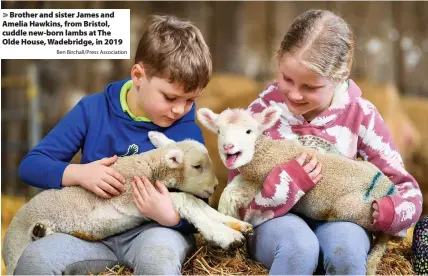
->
[[277, 10, 355, 82]]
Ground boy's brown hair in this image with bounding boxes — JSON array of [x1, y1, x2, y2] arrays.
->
[[134, 15, 212, 93], [277, 9, 355, 82]]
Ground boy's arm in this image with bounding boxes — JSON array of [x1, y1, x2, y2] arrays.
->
[[19, 100, 88, 189], [162, 119, 207, 234], [358, 102, 422, 236]]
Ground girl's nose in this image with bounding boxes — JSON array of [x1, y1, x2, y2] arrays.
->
[[288, 88, 304, 101]]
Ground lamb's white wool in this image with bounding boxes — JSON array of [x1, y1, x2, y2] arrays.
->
[[197, 107, 281, 170], [2, 131, 253, 275]]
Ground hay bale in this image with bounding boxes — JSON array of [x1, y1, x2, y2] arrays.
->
[[402, 96, 428, 216]]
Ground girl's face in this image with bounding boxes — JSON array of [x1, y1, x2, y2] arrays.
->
[[277, 53, 338, 121]]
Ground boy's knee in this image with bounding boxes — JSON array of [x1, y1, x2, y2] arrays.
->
[[14, 243, 56, 275], [133, 245, 182, 275]]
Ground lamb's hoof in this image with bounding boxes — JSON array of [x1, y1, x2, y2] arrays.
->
[[228, 239, 244, 250], [243, 225, 255, 238], [32, 223, 47, 239]]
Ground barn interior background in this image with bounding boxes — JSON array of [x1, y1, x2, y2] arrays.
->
[[1, 1, 428, 274]]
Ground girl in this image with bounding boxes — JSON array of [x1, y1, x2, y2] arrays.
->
[[228, 9, 422, 275]]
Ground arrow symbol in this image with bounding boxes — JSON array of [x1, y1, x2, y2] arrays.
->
[[3, 13, 8, 18]]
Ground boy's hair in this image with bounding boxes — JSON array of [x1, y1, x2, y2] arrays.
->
[[276, 9, 355, 82], [134, 15, 212, 93]]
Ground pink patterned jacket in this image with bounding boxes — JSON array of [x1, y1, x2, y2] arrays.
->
[[228, 79, 422, 237]]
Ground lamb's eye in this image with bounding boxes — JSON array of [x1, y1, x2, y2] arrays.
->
[[217, 129, 220, 134], [246, 129, 252, 134], [193, 165, 202, 170]]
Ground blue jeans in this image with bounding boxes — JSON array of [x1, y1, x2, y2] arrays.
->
[[247, 213, 372, 275], [14, 223, 195, 275]]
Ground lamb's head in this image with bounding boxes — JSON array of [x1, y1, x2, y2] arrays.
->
[[197, 106, 282, 169], [148, 131, 219, 198]]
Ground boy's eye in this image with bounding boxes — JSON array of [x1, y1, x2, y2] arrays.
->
[[164, 95, 176, 101]]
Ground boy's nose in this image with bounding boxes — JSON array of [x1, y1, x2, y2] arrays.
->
[[172, 104, 185, 116]]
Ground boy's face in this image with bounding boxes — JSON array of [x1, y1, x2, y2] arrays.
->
[[131, 64, 200, 127]]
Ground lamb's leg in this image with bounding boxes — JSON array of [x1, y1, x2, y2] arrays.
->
[[2, 209, 35, 275], [218, 175, 259, 219], [31, 222, 54, 241], [197, 203, 254, 237], [170, 192, 245, 249]]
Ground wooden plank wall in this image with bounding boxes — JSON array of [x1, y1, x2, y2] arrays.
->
[[2, 1, 428, 196]]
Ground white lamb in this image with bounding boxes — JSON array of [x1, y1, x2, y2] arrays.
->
[[2, 131, 253, 275], [197, 106, 401, 275]]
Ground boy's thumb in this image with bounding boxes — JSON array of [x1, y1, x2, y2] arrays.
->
[[98, 155, 118, 165]]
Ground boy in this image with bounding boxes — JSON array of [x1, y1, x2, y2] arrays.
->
[[15, 14, 212, 275]]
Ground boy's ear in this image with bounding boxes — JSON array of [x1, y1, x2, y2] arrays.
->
[[197, 108, 219, 133], [253, 106, 282, 132], [131, 64, 145, 86], [165, 149, 184, 168], [148, 131, 175, 148]]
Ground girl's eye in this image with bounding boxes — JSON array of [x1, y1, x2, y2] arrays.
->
[[283, 75, 293, 83], [304, 86, 317, 91]]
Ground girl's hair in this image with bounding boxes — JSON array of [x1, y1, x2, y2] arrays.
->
[[276, 9, 355, 82]]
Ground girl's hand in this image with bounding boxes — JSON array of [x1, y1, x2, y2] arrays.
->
[[63, 155, 125, 199], [295, 153, 323, 184], [372, 202, 380, 224], [132, 175, 181, 227]]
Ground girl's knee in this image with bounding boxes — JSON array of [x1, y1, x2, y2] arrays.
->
[[276, 233, 319, 260], [323, 245, 368, 275]]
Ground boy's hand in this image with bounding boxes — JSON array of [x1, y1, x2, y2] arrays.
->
[[295, 153, 323, 184], [132, 175, 181, 227], [65, 155, 126, 199]]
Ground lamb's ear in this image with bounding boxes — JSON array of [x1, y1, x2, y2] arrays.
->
[[165, 149, 184, 168], [148, 131, 175, 148], [255, 106, 282, 132], [196, 108, 219, 133]]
